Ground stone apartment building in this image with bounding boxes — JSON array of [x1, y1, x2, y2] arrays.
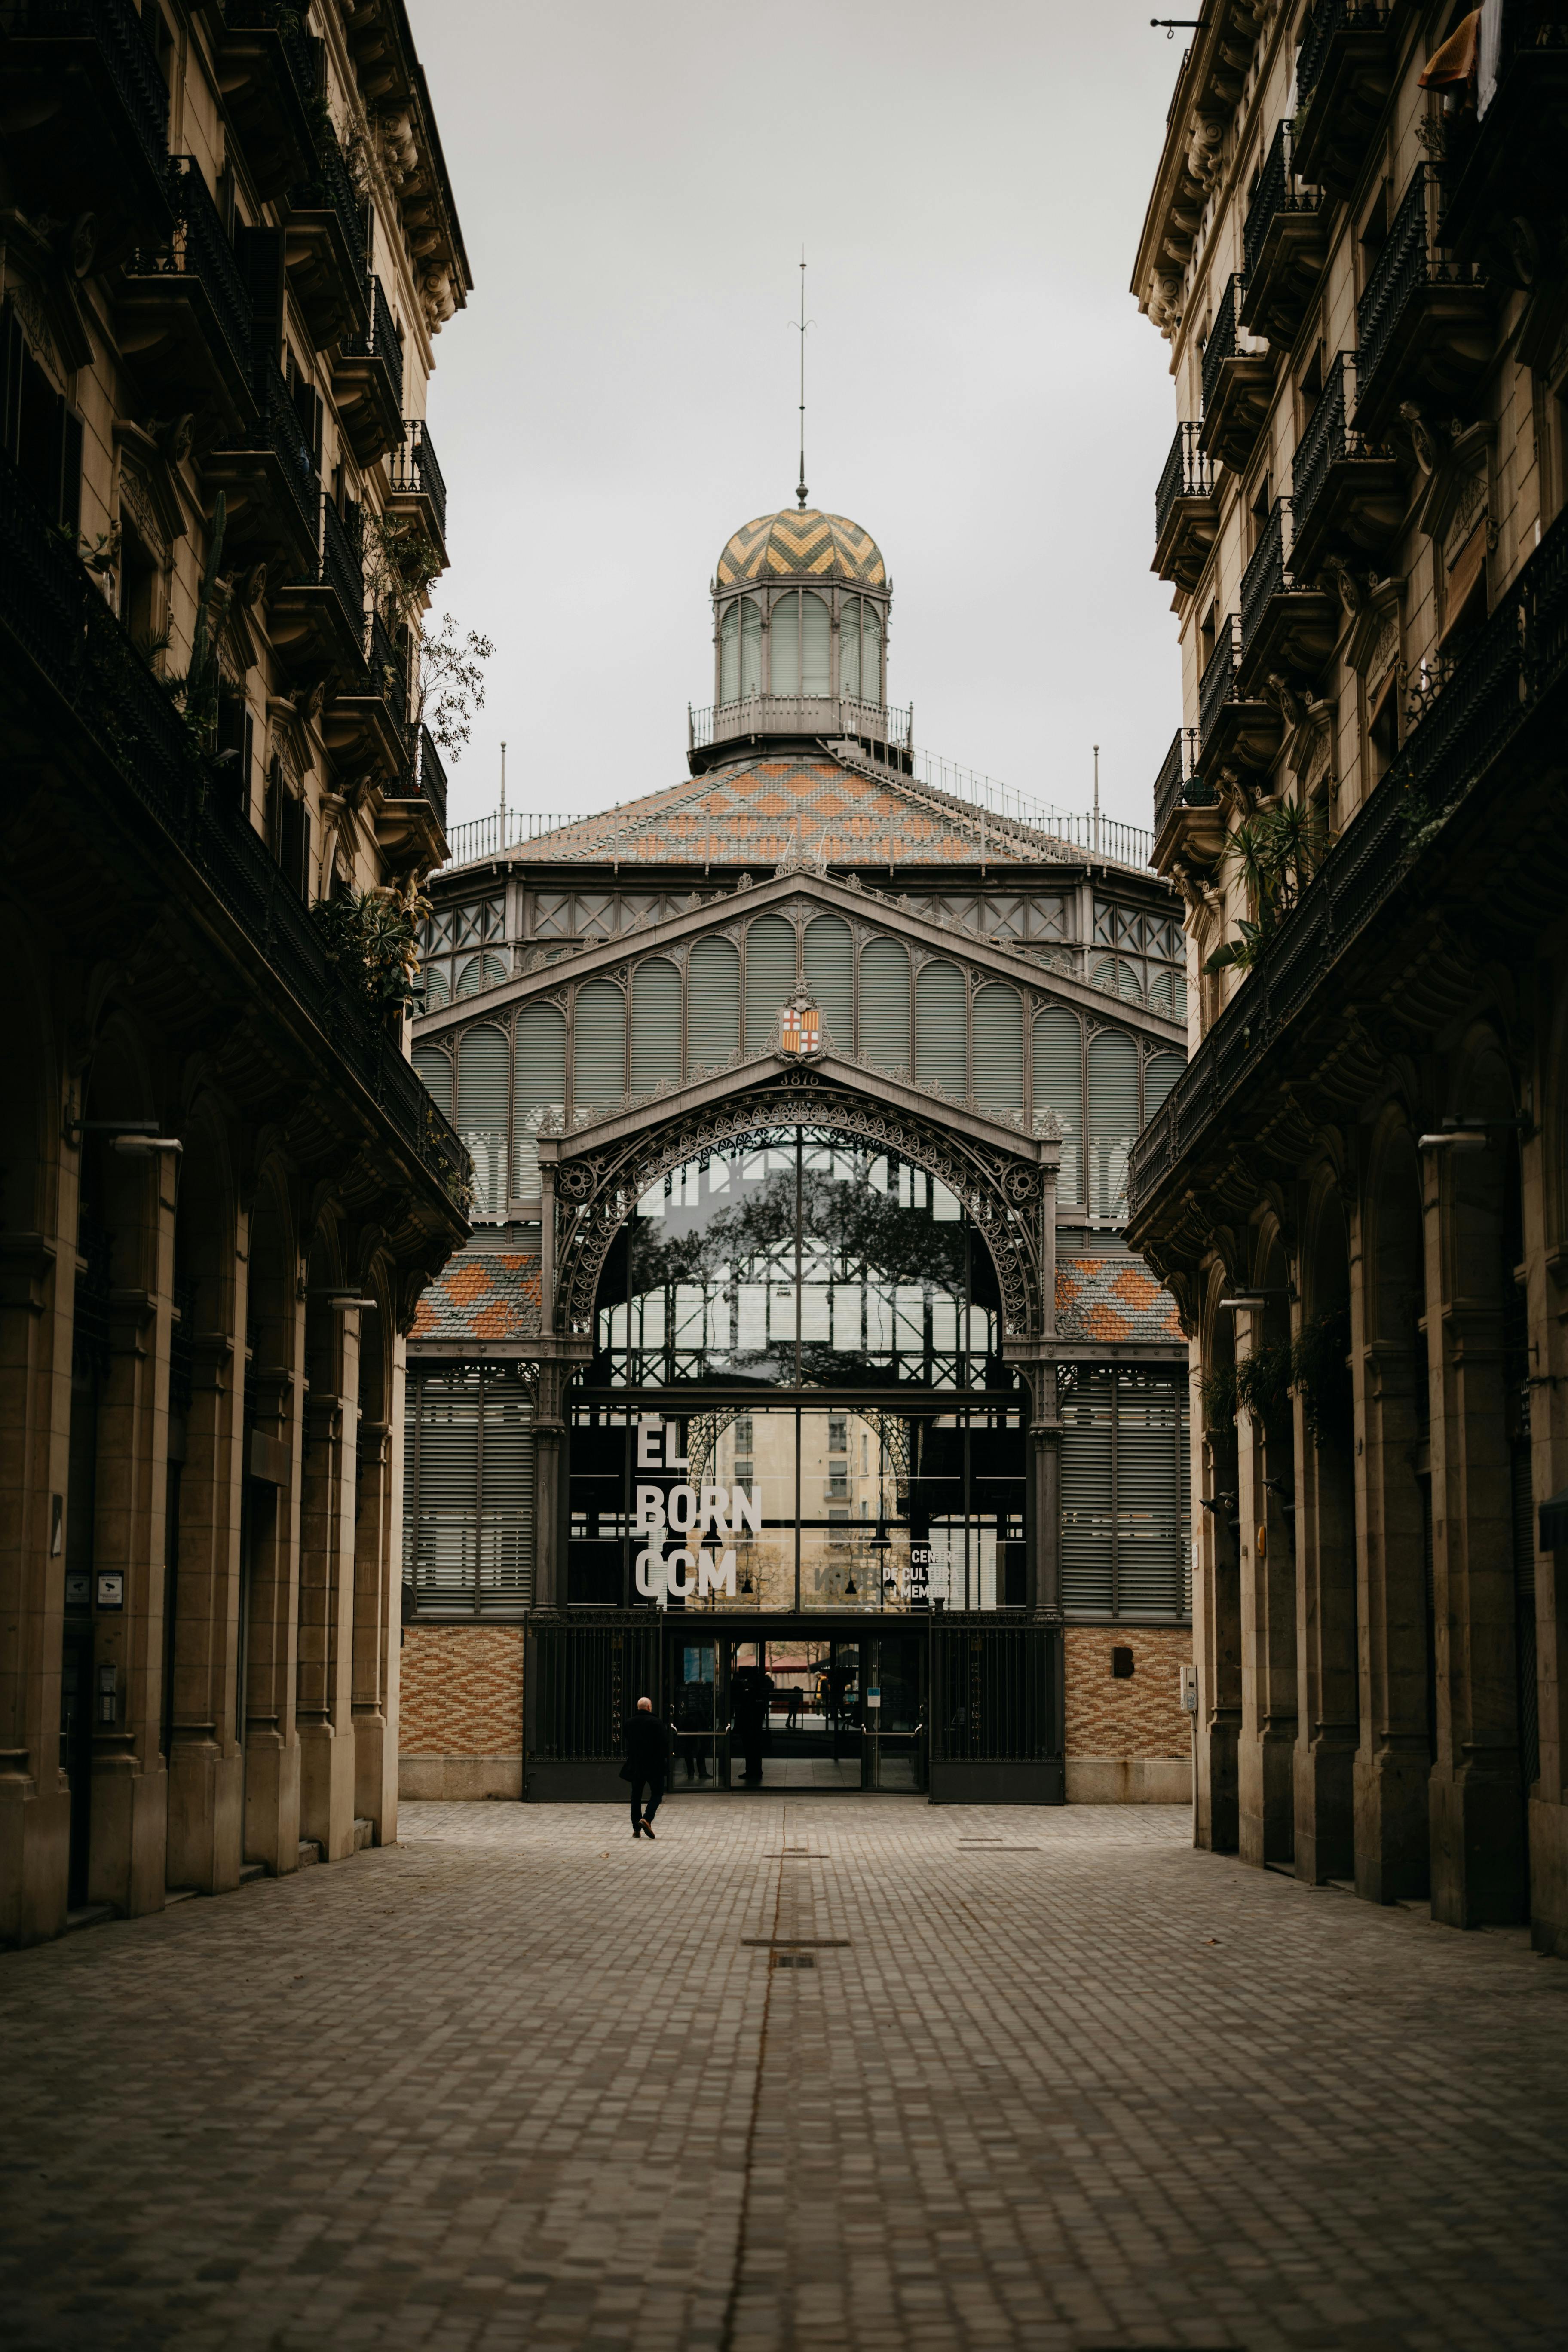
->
[[396, 504, 1197, 1809], [0, 0, 472, 1945], [1130, 0, 1568, 1949]]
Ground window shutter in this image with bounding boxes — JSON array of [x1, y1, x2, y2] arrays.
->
[[573, 979, 625, 1112], [839, 597, 861, 699], [744, 913, 796, 1050], [858, 937, 909, 1070], [478, 1379, 534, 1608], [1114, 1374, 1185, 1616], [456, 951, 507, 998], [404, 1370, 480, 1606], [513, 1000, 566, 1201], [1087, 1029, 1138, 1218], [739, 597, 762, 697], [915, 960, 966, 1095], [687, 935, 739, 1072], [769, 590, 799, 694], [804, 916, 853, 1056], [862, 600, 882, 700], [456, 1023, 509, 1214], [971, 983, 1023, 1112], [631, 956, 682, 1094], [1060, 1373, 1115, 1614], [1143, 1051, 1184, 1121], [1033, 1008, 1084, 1202], [720, 600, 739, 703], [423, 965, 450, 1011], [413, 1043, 452, 1119], [800, 591, 830, 694]]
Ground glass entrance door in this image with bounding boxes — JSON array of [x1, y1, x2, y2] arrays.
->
[[668, 1634, 725, 1788], [862, 1633, 926, 1790]]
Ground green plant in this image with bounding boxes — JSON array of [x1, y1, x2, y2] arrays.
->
[[1291, 1307, 1353, 1441], [414, 610, 494, 763], [362, 511, 442, 613], [310, 883, 428, 1021], [1199, 1363, 1237, 1429], [1234, 1336, 1293, 1428], [1204, 798, 1328, 974], [1400, 781, 1447, 857]]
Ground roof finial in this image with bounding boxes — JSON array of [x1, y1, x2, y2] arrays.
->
[[795, 250, 810, 510]]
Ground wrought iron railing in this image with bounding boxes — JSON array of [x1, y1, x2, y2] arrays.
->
[[292, 116, 365, 271], [1200, 274, 1246, 416], [318, 492, 365, 640], [1131, 504, 1568, 1219], [343, 273, 404, 392], [1152, 727, 1210, 839], [243, 352, 317, 542], [413, 726, 446, 834], [365, 607, 407, 716], [1295, 0, 1392, 104], [1239, 499, 1297, 665], [125, 156, 254, 389], [0, 446, 468, 1208], [0, 0, 169, 187], [1197, 614, 1243, 752], [1243, 119, 1323, 282], [1154, 423, 1215, 546], [1290, 351, 1392, 536], [222, 0, 320, 109], [1357, 163, 1481, 391], [389, 417, 446, 542]]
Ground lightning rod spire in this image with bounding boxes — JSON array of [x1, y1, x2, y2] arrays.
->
[[796, 251, 809, 509]]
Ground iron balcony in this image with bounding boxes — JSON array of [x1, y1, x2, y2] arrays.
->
[[1235, 497, 1335, 700], [120, 156, 258, 427], [376, 725, 449, 868], [210, 0, 318, 199], [1153, 424, 1219, 592], [388, 418, 448, 560], [1197, 611, 1282, 777], [285, 116, 370, 350], [689, 694, 912, 759], [206, 353, 321, 577], [1239, 120, 1328, 351], [1151, 726, 1219, 876], [1353, 163, 1490, 438], [0, 0, 172, 225], [325, 608, 410, 784], [270, 490, 368, 686], [337, 275, 406, 463], [1197, 276, 1273, 474], [1439, 7, 1568, 266], [1292, 1, 1397, 199], [1288, 352, 1403, 580]]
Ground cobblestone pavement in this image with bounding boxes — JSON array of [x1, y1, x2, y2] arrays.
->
[[4, 1798, 1568, 2352]]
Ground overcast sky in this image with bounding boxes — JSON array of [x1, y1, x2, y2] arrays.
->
[[404, 0, 1188, 841]]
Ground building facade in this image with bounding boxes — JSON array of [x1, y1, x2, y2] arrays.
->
[[400, 506, 1197, 1807], [0, 0, 472, 1944], [1130, 0, 1568, 1947]]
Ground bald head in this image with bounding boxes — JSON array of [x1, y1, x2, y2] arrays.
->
[[637, 1695, 652, 1712]]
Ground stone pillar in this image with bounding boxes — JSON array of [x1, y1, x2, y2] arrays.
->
[[243, 1342, 304, 1875], [1236, 1310, 1296, 1867], [533, 1357, 566, 1611], [165, 1304, 247, 1896], [297, 1306, 360, 1860], [1292, 1379, 1359, 1883], [1353, 1338, 1434, 1902], [352, 1416, 392, 1841], [1194, 1375, 1242, 1853]]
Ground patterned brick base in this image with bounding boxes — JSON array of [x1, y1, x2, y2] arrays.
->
[[400, 1624, 522, 1755], [1063, 1625, 1191, 1758]]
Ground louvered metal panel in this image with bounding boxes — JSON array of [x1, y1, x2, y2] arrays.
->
[[456, 949, 508, 998], [744, 913, 796, 1050], [630, 957, 682, 1095], [1143, 1051, 1185, 1121], [457, 1023, 510, 1215], [971, 983, 1023, 1111], [858, 937, 909, 1070], [413, 1043, 452, 1120], [1114, 1377, 1186, 1615], [574, 978, 626, 1112], [687, 935, 739, 1073], [1087, 1029, 1139, 1218], [404, 1369, 534, 1611], [1032, 1008, 1084, 1202], [916, 959, 966, 1094], [513, 1001, 566, 1201], [804, 916, 853, 1056], [1060, 1373, 1115, 1614]]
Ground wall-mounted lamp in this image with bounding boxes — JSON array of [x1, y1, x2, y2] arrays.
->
[[1417, 1130, 1488, 1152], [1218, 1290, 1284, 1310], [313, 1291, 380, 1313], [112, 1134, 183, 1157], [64, 1117, 182, 1153]]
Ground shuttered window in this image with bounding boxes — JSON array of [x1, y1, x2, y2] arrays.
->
[[423, 965, 450, 1011], [1060, 1370, 1189, 1618], [1087, 1029, 1138, 1219], [744, 913, 796, 1050], [513, 1001, 566, 1202], [1090, 954, 1143, 1005], [859, 937, 909, 1070], [573, 979, 625, 1112], [1143, 1051, 1184, 1122], [456, 1024, 509, 1215], [630, 956, 682, 1095], [804, 916, 853, 1056], [687, 935, 739, 1073], [768, 589, 831, 695], [972, 983, 1023, 1112], [800, 590, 830, 694], [403, 1367, 535, 1612], [720, 600, 739, 702], [916, 959, 966, 1095], [770, 591, 798, 694], [456, 950, 508, 998], [1033, 1009, 1084, 1204], [740, 597, 762, 697], [413, 1043, 452, 1120]]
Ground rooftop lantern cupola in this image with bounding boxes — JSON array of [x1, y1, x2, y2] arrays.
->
[[690, 505, 897, 774]]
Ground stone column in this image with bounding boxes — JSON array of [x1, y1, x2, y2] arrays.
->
[[1353, 1337, 1433, 1902], [1292, 1378, 1359, 1883], [165, 1303, 247, 1896], [297, 1307, 360, 1860], [351, 1416, 392, 1841], [1236, 1309, 1297, 1867], [1194, 1378, 1242, 1853], [243, 1340, 305, 1876]]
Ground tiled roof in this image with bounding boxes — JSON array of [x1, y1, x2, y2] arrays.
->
[[509, 750, 1066, 868], [412, 1237, 541, 1342], [1056, 1253, 1184, 1344], [717, 508, 885, 588]]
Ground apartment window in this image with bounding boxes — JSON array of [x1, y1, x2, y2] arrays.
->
[[828, 1414, 848, 1455]]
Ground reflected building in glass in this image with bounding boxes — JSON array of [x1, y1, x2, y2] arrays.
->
[[401, 497, 1194, 1807]]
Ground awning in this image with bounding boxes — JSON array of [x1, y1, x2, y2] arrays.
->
[[1419, 11, 1479, 89], [1540, 1488, 1568, 1551]]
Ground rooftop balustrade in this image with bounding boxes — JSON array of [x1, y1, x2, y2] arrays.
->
[[689, 693, 910, 756]]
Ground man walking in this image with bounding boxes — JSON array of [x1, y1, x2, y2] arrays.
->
[[622, 1696, 667, 1838]]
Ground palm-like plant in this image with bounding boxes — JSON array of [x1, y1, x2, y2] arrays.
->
[[1203, 797, 1326, 974]]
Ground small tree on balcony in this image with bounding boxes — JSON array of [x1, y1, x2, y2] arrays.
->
[[360, 511, 493, 764], [1203, 799, 1326, 974]]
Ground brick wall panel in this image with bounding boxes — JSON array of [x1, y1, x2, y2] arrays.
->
[[1063, 1626, 1190, 1758], [400, 1624, 523, 1757]]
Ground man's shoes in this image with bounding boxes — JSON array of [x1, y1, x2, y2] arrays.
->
[[641, 1819, 656, 1839], [632, 1822, 643, 1837]]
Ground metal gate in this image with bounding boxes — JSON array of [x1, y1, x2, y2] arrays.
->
[[927, 1618, 1063, 1804]]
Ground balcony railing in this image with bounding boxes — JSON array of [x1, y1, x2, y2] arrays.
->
[[1297, 0, 1391, 99], [292, 117, 365, 273], [366, 607, 408, 717], [1152, 726, 1211, 839], [1292, 353, 1364, 534], [1154, 423, 1215, 547], [1197, 614, 1243, 753], [251, 353, 318, 542], [1200, 275, 1245, 418], [1357, 162, 1481, 392], [222, 0, 320, 108], [0, 0, 169, 188], [395, 724, 447, 836], [1130, 503, 1568, 1223], [124, 156, 254, 391], [1243, 120, 1323, 284], [389, 417, 446, 543], [343, 273, 404, 389], [0, 444, 469, 1208], [689, 693, 909, 753], [319, 493, 365, 640], [1239, 500, 1296, 667]]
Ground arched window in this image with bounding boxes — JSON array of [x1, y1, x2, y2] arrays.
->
[[1143, 1051, 1185, 1121], [457, 1024, 509, 1216], [840, 597, 882, 704], [769, 590, 830, 697], [513, 1001, 566, 1200], [804, 916, 853, 1053], [456, 950, 508, 998], [719, 598, 762, 703], [687, 936, 739, 1073], [859, 937, 909, 1069], [720, 600, 739, 703], [744, 913, 796, 1049], [916, 960, 966, 1095], [1032, 1008, 1083, 1203], [573, 980, 625, 1113], [800, 590, 829, 694], [631, 958, 682, 1095], [413, 1042, 452, 1119]]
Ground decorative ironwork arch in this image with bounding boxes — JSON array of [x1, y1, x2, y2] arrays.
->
[[552, 1075, 1046, 1343]]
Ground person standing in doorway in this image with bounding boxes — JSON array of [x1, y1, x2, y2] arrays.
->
[[731, 1651, 774, 1785], [622, 1696, 667, 1838]]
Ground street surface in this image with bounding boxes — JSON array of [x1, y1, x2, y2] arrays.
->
[[3, 1798, 1566, 2350]]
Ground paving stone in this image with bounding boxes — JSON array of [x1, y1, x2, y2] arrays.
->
[[2, 1799, 1567, 2349]]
